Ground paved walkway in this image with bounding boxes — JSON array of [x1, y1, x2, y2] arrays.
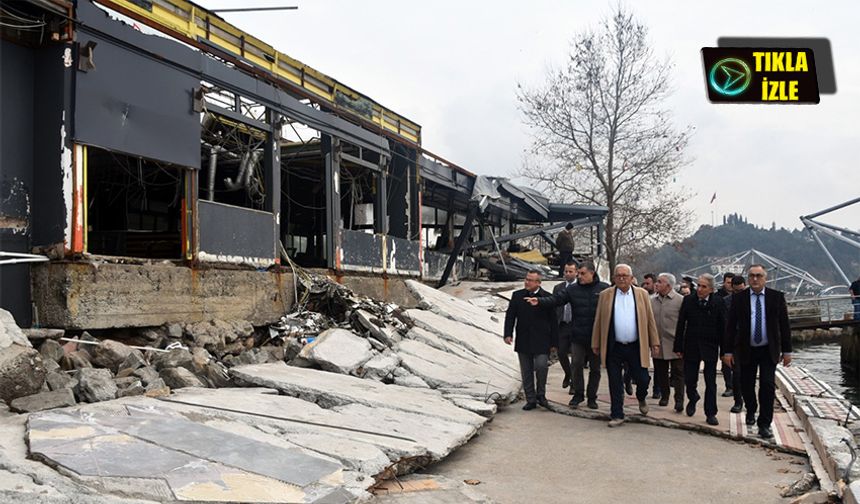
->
[[421, 395, 808, 504]]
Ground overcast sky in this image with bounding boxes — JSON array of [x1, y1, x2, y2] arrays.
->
[[197, 0, 859, 232]]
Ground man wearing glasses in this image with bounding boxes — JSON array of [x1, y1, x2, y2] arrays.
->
[[591, 264, 660, 427], [723, 265, 792, 439]]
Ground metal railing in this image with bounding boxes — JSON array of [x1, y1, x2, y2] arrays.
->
[[786, 294, 854, 324]]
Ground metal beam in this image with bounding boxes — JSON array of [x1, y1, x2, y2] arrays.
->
[[801, 197, 860, 220], [438, 203, 479, 287], [467, 215, 602, 249], [807, 227, 852, 285]]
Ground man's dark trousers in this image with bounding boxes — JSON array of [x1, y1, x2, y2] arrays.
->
[[684, 355, 718, 417], [741, 346, 777, 429], [607, 341, 650, 419], [518, 353, 548, 404]]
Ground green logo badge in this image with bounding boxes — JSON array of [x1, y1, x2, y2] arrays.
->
[[708, 58, 752, 96]]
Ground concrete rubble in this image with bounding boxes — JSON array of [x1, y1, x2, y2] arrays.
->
[[0, 272, 524, 502]]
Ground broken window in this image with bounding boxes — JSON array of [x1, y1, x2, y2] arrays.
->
[[86, 146, 184, 259]]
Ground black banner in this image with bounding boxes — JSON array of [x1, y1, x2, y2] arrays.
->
[[701, 47, 820, 104]]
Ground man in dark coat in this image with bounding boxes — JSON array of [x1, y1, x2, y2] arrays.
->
[[674, 273, 726, 426], [555, 223, 575, 277], [553, 261, 578, 392], [544, 261, 608, 409], [724, 274, 746, 413], [505, 270, 558, 410], [724, 264, 792, 439]]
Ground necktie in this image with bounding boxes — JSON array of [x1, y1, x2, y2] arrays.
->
[[753, 293, 763, 345], [563, 283, 572, 322]]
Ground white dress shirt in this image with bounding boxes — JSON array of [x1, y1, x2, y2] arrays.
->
[[613, 288, 637, 343]]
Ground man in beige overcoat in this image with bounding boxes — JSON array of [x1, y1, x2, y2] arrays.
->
[[651, 273, 685, 412], [592, 264, 660, 427]]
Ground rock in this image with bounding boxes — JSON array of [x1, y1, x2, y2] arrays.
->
[[299, 328, 373, 374], [144, 382, 171, 397], [361, 352, 401, 380], [22, 328, 64, 342], [46, 371, 77, 391], [166, 323, 183, 339], [262, 345, 286, 362], [394, 374, 431, 389], [0, 308, 31, 349], [185, 319, 254, 351], [113, 376, 142, 389], [0, 343, 48, 402], [232, 348, 272, 367], [9, 389, 76, 413], [42, 358, 61, 374], [38, 339, 65, 363], [63, 350, 93, 370], [203, 361, 232, 388], [152, 348, 193, 372], [190, 347, 213, 372], [117, 383, 146, 397], [91, 339, 136, 372], [75, 368, 118, 402], [367, 337, 387, 352], [117, 350, 147, 375], [160, 367, 205, 389], [131, 365, 160, 386], [789, 490, 830, 504], [145, 377, 167, 391], [285, 338, 304, 361]]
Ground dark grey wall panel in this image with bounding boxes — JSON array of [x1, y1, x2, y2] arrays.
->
[[74, 29, 201, 168], [0, 40, 35, 326], [340, 230, 383, 272], [198, 201, 274, 262], [387, 236, 420, 276]]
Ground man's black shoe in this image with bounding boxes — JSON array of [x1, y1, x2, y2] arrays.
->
[[730, 403, 743, 414], [625, 382, 633, 396], [537, 397, 550, 409], [686, 399, 697, 417], [523, 402, 537, 411], [569, 398, 582, 409], [651, 391, 662, 400], [674, 400, 684, 413], [759, 426, 773, 439], [745, 412, 756, 425], [721, 389, 734, 397], [658, 397, 669, 407], [706, 416, 719, 426], [587, 399, 599, 409], [562, 375, 571, 389]]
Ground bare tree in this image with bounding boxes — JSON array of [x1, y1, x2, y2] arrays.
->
[[517, 5, 692, 272]]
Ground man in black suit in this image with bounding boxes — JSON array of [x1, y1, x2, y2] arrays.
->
[[724, 264, 792, 439], [674, 273, 726, 426], [553, 261, 578, 392], [505, 270, 558, 410]]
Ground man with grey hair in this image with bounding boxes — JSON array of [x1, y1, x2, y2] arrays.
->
[[591, 263, 660, 427], [674, 273, 726, 425], [651, 272, 685, 412]]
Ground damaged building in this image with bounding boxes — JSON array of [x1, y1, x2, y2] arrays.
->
[[0, 0, 607, 330]]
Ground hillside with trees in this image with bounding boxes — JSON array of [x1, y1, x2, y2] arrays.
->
[[634, 214, 859, 287]]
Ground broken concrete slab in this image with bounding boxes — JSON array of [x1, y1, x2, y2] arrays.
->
[[362, 352, 401, 380], [405, 280, 505, 337], [395, 339, 519, 402], [299, 328, 373, 375], [27, 403, 354, 503], [160, 367, 205, 389], [394, 374, 431, 389], [405, 309, 519, 377], [231, 362, 485, 428], [74, 368, 117, 403], [355, 310, 401, 347], [9, 389, 76, 413]]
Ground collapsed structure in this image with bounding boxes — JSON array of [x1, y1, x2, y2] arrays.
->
[[0, 0, 606, 330]]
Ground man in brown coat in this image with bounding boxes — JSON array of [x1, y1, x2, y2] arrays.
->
[[651, 272, 685, 412], [592, 264, 661, 427]]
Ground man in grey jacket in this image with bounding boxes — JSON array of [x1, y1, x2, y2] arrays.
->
[[651, 273, 685, 412]]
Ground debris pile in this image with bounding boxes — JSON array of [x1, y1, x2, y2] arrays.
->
[[3, 270, 521, 417]]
